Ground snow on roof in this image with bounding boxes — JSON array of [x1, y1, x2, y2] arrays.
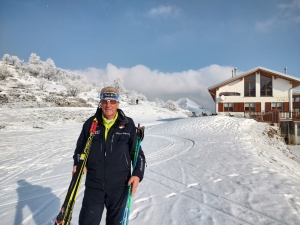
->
[[208, 66, 300, 91]]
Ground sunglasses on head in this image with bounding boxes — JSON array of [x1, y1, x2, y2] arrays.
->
[[101, 100, 118, 105]]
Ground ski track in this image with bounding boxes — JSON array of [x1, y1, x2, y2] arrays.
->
[[145, 176, 252, 225], [1, 116, 300, 224], [146, 134, 195, 166], [145, 172, 287, 225], [0, 126, 80, 225], [0, 128, 76, 186], [136, 117, 293, 225]]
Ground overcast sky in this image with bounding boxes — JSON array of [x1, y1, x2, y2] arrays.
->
[[1, 0, 300, 111]]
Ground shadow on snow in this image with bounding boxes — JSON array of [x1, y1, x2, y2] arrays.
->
[[156, 118, 185, 122], [14, 179, 60, 225]]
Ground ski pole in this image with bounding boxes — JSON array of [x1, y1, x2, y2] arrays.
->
[[121, 124, 144, 225]]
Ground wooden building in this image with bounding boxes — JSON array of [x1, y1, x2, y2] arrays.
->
[[207, 66, 300, 144]]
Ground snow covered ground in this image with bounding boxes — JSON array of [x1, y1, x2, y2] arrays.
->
[[176, 98, 211, 115], [1, 105, 300, 225]]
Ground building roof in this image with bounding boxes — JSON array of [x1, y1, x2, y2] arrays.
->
[[207, 66, 300, 100]]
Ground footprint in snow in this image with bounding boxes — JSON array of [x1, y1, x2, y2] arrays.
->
[[134, 197, 152, 203], [187, 183, 198, 187], [164, 193, 177, 198], [213, 179, 222, 183], [228, 174, 239, 177]]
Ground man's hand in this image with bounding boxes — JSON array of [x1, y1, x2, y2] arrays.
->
[[128, 176, 140, 195], [72, 166, 87, 176]]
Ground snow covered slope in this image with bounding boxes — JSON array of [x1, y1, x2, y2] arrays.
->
[[1, 105, 300, 225], [176, 98, 211, 115]]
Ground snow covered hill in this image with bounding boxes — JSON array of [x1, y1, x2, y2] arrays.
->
[[176, 98, 211, 115], [1, 103, 300, 224], [0, 61, 193, 119]]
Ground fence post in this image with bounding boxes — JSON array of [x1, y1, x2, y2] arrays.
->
[[277, 110, 280, 127]]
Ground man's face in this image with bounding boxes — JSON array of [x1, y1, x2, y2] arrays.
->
[[101, 100, 119, 120]]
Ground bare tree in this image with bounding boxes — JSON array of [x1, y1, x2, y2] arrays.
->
[[55, 69, 68, 83], [137, 93, 147, 101], [2, 54, 11, 64], [129, 91, 137, 105], [0, 64, 11, 80], [29, 53, 41, 65], [17, 65, 27, 77], [43, 58, 56, 80], [36, 77, 49, 90], [165, 100, 178, 111], [113, 76, 125, 93], [15, 59, 24, 69], [64, 79, 86, 97], [28, 53, 43, 76], [96, 81, 109, 94], [11, 56, 20, 66]]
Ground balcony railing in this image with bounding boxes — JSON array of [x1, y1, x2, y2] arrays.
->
[[279, 111, 300, 120], [243, 110, 300, 126], [247, 110, 280, 125]]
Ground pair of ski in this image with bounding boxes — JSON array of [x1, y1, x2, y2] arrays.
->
[[54, 118, 144, 225], [54, 117, 98, 225]]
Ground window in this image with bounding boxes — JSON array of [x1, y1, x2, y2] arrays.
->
[[260, 75, 272, 96], [244, 75, 256, 97], [272, 102, 283, 111], [245, 103, 255, 111], [224, 103, 234, 112]]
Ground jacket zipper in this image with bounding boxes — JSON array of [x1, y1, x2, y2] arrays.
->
[[103, 126, 106, 191], [104, 145, 106, 191], [111, 134, 114, 153], [124, 150, 129, 167]]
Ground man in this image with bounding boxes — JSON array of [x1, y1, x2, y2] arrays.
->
[[73, 87, 145, 225]]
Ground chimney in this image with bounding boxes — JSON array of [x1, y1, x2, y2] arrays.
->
[[232, 70, 234, 78], [284, 67, 287, 74], [234, 67, 237, 76]]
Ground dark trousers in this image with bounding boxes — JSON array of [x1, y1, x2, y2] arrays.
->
[[79, 186, 129, 225]]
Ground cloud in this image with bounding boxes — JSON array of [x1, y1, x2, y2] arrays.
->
[[147, 5, 180, 18], [255, 18, 280, 33], [73, 64, 236, 112], [255, 0, 300, 32], [277, 0, 300, 10]]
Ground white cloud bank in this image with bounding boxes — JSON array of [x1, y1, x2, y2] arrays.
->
[[74, 64, 236, 112]]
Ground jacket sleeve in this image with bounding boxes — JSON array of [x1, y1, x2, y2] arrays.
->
[[132, 146, 145, 182], [129, 119, 146, 182], [73, 119, 90, 166]]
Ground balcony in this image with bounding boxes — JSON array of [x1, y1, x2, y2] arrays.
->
[[245, 110, 300, 126]]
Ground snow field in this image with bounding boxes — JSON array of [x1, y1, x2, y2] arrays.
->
[[0, 107, 300, 224]]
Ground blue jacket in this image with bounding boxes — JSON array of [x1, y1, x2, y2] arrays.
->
[[73, 108, 145, 190]]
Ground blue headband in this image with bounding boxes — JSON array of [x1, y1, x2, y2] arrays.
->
[[100, 92, 120, 102]]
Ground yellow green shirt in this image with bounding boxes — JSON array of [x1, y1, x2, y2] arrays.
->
[[102, 112, 118, 141]]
